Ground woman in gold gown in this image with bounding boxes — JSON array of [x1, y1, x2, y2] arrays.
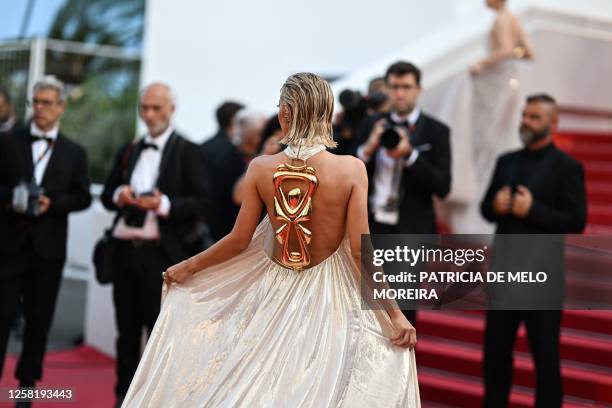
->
[[122, 73, 420, 407]]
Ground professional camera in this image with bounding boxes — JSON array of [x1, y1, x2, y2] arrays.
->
[[366, 91, 388, 112], [12, 181, 45, 217], [122, 191, 155, 227], [380, 118, 412, 150]]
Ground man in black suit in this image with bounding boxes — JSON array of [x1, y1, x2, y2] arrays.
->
[[480, 94, 586, 408], [354, 61, 451, 323], [101, 82, 210, 407], [0, 76, 91, 397], [201, 101, 244, 241], [0, 87, 21, 135]]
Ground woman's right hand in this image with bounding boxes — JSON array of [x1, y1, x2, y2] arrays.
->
[[389, 312, 417, 350]]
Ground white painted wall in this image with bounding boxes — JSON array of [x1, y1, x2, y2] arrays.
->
[[141, 0, 461, 142]]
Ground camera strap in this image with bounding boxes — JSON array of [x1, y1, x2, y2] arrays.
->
[[31, 140, 54, 184]]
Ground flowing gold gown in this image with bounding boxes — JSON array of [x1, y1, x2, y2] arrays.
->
[[122, 157, 420, 408]]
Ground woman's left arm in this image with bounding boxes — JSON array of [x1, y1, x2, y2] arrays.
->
[[166, 158, 264, 283]]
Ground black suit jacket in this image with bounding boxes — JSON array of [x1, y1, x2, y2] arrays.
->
[[480, 143, 586, 234], [101, 132, 210, 263], [200, 131, 245, 241], [353, 112, 451, 233], [0, 126, 92, 260]]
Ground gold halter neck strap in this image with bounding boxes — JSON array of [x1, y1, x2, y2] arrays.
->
[[272, 144, 324, 270]]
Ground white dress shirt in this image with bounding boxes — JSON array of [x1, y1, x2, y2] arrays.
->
[[357, 108, 421, 225], [30, 122, 59, 185], [113, 126, 173, 240]]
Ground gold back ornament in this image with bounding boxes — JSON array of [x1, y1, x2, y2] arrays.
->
[[272, 147, 319, 271]]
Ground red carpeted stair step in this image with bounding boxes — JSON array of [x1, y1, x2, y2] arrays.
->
[[418, 369, 593, 408], [418, 336, 612, 403], [555, 132, 612, 146], [583, 161, 612, 183], [418, 311, 612, 368], [566, 275, 612, 306], [559, 142, 612, 162], [586, 181, 612, 205], [589, 204, 612, 226], [563, 310, 612, 336]]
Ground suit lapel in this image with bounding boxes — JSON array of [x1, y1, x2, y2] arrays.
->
[[41, 133, 63, 188], [410, 113, 427, 146], [21, 129, 35, 182], [125, 140, 144, 184], [156, 132, 178, 189]]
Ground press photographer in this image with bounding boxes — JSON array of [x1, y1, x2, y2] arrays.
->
[[353, 61, 452, 326], [0, 76, 92, 394], [354, 61, 451, 234], [332, 82, 389, 155]]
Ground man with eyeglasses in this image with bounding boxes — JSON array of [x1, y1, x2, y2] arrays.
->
[[0, 75, 92, 404]]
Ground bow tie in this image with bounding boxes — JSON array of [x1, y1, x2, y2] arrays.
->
[[392, 120, 416, 133], [30, 135, 54, 144], [141, 142, 159, 151]]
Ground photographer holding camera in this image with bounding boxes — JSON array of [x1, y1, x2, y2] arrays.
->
[[355, 61, 451, 234], [353, 62, 451, 324], [0, 76, 92, 394], [100, 82, 210, 407]]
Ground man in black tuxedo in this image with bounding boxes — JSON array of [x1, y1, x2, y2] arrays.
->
[[0, 87, 21, 135], [0, 76, 91, 396], [480, 94, 586, 408], [353, 61, 451, 323], [101, 82, 210, 407], [201, 101, 245, 241]]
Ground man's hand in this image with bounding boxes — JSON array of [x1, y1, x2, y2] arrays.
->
[[134, 190, 162, 211], [512, 185, 533, 219], [493, 186, 512, 215], [387, 126, 412, 159], [362, 118, 386, 158], [389, 312, 417, 349], [116, 186, 136, 207], [38, 195, 51, 214]]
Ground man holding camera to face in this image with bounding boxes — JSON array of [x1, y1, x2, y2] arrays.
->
[[0, 76, 92, 395], [101, 82, 209, 407], [354, 61, 451, 234], [353, 61, 451, 324]]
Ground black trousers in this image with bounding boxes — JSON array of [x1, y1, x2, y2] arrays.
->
[[370, 221, 417, 326], [113, 241, 172, 397], [0, 244, 64, 384], [483, 310, 563, 408]]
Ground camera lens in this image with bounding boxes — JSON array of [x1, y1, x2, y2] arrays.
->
[[380, 127, 400, 149]]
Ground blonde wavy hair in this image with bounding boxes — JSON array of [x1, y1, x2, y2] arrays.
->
[[278, 72, 337, 148]]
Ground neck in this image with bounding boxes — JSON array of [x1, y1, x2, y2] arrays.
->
[[393, 107, 416, 119], [527, 135, 552, 151], [35, 121, 57, 133], [150, 125, 169, 138]]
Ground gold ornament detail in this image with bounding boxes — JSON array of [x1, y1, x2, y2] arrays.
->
[[272, 161, 318, 270]]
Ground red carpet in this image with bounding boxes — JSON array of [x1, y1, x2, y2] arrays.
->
[[418, 131, 612, 407], [0, 346, 115, 408]]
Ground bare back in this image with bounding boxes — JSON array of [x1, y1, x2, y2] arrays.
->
[[253, 150, 366, 268], [490, 10, 532, 55]]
